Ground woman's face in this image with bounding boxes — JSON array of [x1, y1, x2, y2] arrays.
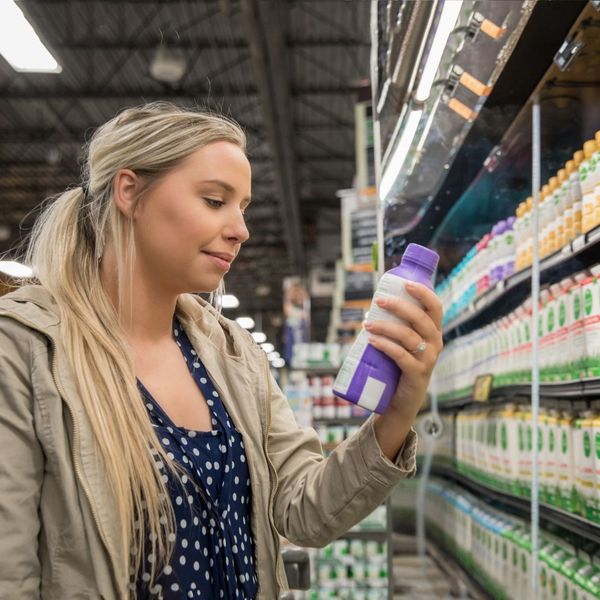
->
[[131, 141, 251, 295]]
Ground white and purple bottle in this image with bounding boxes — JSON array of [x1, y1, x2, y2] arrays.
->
[[333, 244, 439, 414]]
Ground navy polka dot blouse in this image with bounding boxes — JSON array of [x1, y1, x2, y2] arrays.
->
[[135, 318, 258, 599]]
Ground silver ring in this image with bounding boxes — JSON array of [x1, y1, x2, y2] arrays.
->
[[411, 341, 427, 355]]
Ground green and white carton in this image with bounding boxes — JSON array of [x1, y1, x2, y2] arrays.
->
[[584, 266, 600, 379]]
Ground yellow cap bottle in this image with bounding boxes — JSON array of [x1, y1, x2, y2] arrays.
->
[[593, 131, 600, 229], [583, 140, 596, 159], [581, 140, 597, 232]]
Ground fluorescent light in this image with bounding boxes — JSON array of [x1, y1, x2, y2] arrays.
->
[[221, 294, 240, 309], [0, 260, 33, 278], [268, 351, 280, 361], [261, 343, 275, 353], [271, 358, 286, 369], [414, 0, 463, 102], [379, 109, 423, 200], [251, 331, 267, 344], [0, 2, 62, 73], [235, 316, 255, 330]]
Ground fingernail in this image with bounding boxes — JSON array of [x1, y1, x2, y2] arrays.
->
[[368, 336, 378, 345], [406, 282, 416, 291], [364, 322, 373, 330], [375, 297, 387, 307]]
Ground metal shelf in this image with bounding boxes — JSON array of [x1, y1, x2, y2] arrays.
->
[[312, 417, 368, 426], [339, 530, 388, 543], [442, 224, 600, 339], [435, 379, 600, 413], [290, 367, 339, 375], [431, 465, 600, 546], [425, 539, 492, 600]]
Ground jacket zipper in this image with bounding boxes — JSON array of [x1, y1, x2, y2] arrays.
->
[[0, 312, 121, 592], [261, 354, 286, 590], [204, 351, 286, 591]]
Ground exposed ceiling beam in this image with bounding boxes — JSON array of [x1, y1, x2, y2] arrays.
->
[[0, 86, 358, 101], [51, 40, 369, 51], [240, 0, 305, 273]]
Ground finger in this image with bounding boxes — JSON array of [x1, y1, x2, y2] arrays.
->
[[365, 320, 422, 353], [368, 333, 421, 372], [375, 295, 438, 342], [405, 282, 443, 332]]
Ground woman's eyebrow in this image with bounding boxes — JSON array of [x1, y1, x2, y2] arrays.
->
[[199, 179, 236, 193]]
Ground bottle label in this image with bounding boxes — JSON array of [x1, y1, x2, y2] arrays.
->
[[334, 353, 360, 395]]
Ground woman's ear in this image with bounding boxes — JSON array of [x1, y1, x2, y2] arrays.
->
[[113, 169, 141, 218]]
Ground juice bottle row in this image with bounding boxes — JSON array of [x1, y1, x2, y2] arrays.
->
[[454, 407, 600, 522], [433, 263, 600, 401], [284, 373, 370, 429], [309, 375, 369, 420], [437, 129, 600, 327], [427, 479, 600, 600], [515, 131, 600, 268]]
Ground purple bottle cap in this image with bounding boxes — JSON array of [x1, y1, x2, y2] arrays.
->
[[402, 243, 440, 273], [507, 216, 516, 228]]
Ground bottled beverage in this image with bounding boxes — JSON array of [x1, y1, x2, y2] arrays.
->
[[572, 150, 584, 238], [581, 139, 598, 233], [333, 244, 439, 414]]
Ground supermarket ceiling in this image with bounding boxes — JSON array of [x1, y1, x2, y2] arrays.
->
[[0, 0, 370, 322]]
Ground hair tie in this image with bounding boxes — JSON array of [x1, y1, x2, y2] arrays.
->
[[81, 184, 92, 202]]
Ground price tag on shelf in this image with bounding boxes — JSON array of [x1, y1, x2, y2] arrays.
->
[[473, 374, 494, 402]]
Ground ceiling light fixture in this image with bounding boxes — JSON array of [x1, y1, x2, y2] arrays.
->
[[0, 1, 62, 72], [260, 343, 275, 354], [379, 109, 423, 201], [271, 358, 286, 369], [221, 294, 240, 309], [149, 45, 187, 83], [0, 260, 33, 278], [235, 316, 255, 330], [268, 351, 280, 361], [414, 0, 464, 103], [251, 331, 267, 344]]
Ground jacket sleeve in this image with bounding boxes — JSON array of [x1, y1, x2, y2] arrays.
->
[[267, 372, 417, 548], [0, 318, 43, 598]]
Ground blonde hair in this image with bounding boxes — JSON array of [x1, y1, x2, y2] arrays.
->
[[17, 102, 246, 592]]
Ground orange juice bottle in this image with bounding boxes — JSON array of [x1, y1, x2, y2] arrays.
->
[[548, 176, 559, 254], [580, 140, 597, 234], [572, 150, 584, 238], [556, 169, 567, 250], [592, 130, 600, 230], [563, 160, 576, 245]]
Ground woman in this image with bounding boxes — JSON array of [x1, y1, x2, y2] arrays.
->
[[0, 103, 443, 599]]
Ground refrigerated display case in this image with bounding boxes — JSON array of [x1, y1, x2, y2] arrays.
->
[[371, 0, 600, 598]]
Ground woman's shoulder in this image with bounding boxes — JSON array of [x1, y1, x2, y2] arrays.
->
[[0, 285, 58, 360]]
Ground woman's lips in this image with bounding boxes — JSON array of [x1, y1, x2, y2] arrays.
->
[[202, 252, 232, 271]]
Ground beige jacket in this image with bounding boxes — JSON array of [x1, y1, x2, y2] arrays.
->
[[0, 285, 417, 600]]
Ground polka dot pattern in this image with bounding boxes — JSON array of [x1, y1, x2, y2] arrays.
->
[[134, 317, 258, 599]]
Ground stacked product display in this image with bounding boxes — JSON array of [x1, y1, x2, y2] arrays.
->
[[438, 130, 600, 328], [453, 406, 600, 522], [434, 263, 600, 402], [426, 479, 600, 600], [285, 366, 387, 597], [307, 538, 388, 600]]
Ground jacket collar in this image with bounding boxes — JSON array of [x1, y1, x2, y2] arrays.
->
[[0, 284, 268, 593]]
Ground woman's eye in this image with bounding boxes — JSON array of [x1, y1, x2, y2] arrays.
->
[[204, 198, 225, 208]]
